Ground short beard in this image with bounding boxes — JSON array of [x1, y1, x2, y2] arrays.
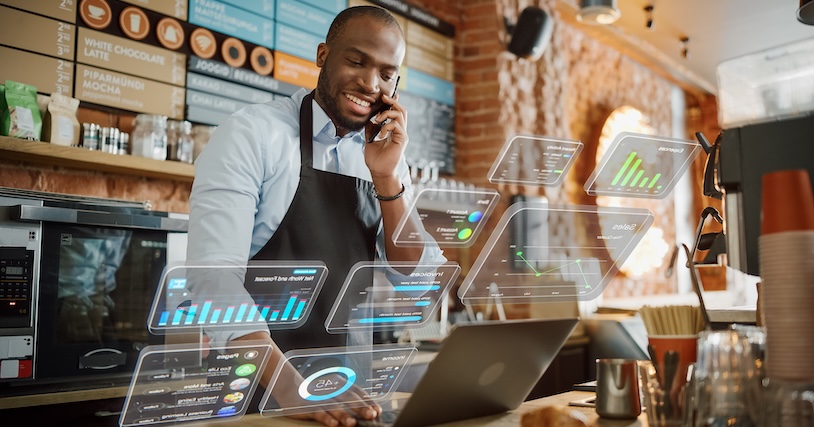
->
[[316, 71, 369, 132]]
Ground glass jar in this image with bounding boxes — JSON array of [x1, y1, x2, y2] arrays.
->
[[131, 114, 168, 160], [167, 120, 194, 164]]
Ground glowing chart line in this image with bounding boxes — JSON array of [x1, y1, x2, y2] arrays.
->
[[358, 316, 424, 323]]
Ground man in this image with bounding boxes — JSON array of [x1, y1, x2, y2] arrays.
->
[[187, 6, 443, 426]]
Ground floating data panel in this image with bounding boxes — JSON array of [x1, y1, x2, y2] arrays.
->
[[325, 262, 461, 333], [120, 341, 272, 426], [260, 345, 416, 417], [584, 132, 702, 199], [458, 203, 653, 304], [488, 135, 583, 186], [393, 187, 499, 247], [148, 262, 328, 334]]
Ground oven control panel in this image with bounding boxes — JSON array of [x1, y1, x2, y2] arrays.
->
[[0, 247, 34, 329]]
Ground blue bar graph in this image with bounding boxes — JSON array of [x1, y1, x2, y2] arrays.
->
[[270, 310, 279, 321], [184, 304, 198, 325], [415, 301, 431, 307], [246, 305, 260, 322], [260, 306, 270, 320], [281, 296, 297, 321], [292, 300, 306, 320], [359, 316, 423, 324], [235, 303, 248, 323], [158, 311, 169, 326], [197, 301, 212, 325], [223, 306, 235, 323], [393, 285, 441, 292], [171, 308, 185, 325], [210, 309, 221, 324]]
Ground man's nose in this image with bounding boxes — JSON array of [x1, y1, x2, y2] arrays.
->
[[358, 69, 379, 94]]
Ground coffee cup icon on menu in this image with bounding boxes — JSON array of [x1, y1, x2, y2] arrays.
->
[[88, 5, 105, 18]]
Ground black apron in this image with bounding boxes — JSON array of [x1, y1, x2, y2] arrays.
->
[[251, 91, 381, 353]]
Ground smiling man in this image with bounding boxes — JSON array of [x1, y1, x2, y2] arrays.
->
[[187, 6, 444, 427]]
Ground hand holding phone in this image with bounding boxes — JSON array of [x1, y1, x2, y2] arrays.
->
[[367, 75, 400, 143]]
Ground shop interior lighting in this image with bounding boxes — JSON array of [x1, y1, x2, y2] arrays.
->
[[576, 0, 621, 25]]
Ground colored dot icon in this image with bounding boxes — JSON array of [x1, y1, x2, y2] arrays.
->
[[457, 228, 473, 240], [468, 211, 483, 223], [234, 363, 257, 377]]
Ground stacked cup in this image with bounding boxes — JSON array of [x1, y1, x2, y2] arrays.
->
[[759, 169, 814, 381]]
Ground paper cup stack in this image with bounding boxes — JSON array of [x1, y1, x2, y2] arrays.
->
[[759, 169, 814, 381]]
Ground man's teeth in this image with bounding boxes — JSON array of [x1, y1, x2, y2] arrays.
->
[[345, 94, 370, 107]]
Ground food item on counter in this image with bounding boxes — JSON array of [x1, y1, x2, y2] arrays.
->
[[43, 92, 81, 146], [520, 405, 589, 427], [1, 80, 42, 140]]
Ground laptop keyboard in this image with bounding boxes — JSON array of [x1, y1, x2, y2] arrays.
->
[[354, 409, 401, 427]]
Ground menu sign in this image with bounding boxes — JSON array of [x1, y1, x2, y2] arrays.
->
[[120, 0, 187, 20], [75, 64, 185, 119], [0, 5, 76, 60], [188, 56, 301, 96], [0, 46, 74, 96], [77, 27, 186, 86], [0, 0, 77, 23], [188, 0, 275, 48]]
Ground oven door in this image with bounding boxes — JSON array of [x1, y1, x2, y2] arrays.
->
[[12, 204, 187, 386]]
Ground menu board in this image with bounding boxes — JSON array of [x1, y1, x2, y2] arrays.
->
[[0, 0, 77, 23], [120, 0, 187, 20], [400, 92, 455, 173], [0, 5, 75, 60], [75, 64, 185, 119], [77, 27, 186, 86], [0, 46, 74, 96]]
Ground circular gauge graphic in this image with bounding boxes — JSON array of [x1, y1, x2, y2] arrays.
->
[[297, 366, 356, 402]]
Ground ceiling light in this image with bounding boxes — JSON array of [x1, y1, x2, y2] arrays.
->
[[799, 0, 814, 25], [577, 0, 621, 25]]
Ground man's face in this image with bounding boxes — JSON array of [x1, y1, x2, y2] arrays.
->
[[315, 16, 405, 135]]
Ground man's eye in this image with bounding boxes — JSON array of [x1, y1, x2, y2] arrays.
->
[[382, 74, 395, 82], [348, 60, 363, 66]]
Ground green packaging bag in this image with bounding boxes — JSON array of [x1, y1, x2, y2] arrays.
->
[[1, 80, 42, 140]]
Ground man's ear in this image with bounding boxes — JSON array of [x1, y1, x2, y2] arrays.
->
[[315, 43, 328, 68]]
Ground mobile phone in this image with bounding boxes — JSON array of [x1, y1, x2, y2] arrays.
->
[[367, 75, 400, 143]]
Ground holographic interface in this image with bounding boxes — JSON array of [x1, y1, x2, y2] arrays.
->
[[325, 262, 461, 333], [393, 188, 499, 247], [260, 345, 416, 417], [488, 135, 583, 186], [584, 132, 702, 199], [458, 203, 653, 304], [120, 342, 271, 426], [148, 262, 327, 333]]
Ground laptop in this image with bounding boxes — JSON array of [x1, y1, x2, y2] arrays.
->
[[364, 317, 579, 427]]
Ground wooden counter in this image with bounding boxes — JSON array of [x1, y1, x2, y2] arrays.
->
[[192, 391, 645, 427]]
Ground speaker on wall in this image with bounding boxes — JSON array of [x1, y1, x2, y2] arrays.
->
[[507, 6, 554, 60]]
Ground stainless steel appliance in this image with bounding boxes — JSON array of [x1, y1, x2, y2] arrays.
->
[[0, 187, 187, 395], [717, 114, 814, 276]]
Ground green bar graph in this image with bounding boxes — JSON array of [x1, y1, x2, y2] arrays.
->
[[611, 152, 637, 185], [610, 152, 663, 191], [630, 170, 645, 187], [647, 173, 662, 189], [620, 159, 642, 186]]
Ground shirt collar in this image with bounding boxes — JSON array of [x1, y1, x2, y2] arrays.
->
[[311, 96, 365, 143]]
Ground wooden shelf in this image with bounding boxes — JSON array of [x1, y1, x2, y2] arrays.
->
[[0, 135, 195, 182]]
